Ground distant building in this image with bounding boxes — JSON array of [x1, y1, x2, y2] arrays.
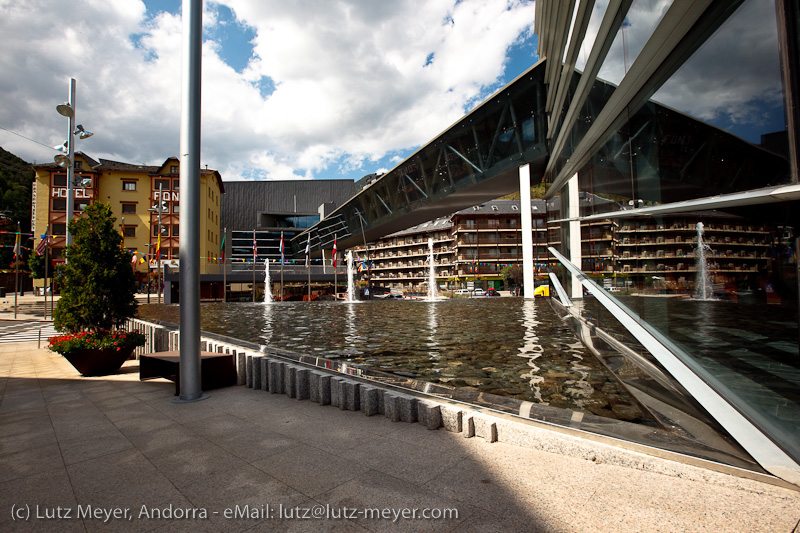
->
[[352, 197, 777, 295], [220, 179, 356, 267], [31, 154, 224, 283]]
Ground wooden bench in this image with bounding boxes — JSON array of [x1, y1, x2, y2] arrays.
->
[[139, 351, 236, 395]]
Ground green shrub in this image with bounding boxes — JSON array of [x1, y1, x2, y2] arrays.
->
[[52, 202, 138, 333]]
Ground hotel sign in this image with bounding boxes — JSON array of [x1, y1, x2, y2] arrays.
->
[[51, 187, 94, 199]]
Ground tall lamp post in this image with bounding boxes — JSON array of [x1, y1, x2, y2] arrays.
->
[[54, 78, 93, 249]]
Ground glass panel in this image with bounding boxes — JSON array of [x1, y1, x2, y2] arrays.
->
[[555, 1, 672, 174], [550, 0, 799, 467], [652, 0, 786, 147]]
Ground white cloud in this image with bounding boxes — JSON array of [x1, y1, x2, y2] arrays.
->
[[0, 0, 537, 181]]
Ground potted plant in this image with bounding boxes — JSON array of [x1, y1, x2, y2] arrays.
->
[[48, 329, 146, 376], [49, 202, 145, 376]]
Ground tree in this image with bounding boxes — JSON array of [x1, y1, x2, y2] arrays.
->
[[27, 252, 46, 279], [53, 202, 137, 332], [0, 147, 34, 268], [501, 264, 524, 291]]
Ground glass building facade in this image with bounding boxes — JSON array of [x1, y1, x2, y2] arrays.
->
[[540, 0, 800, 485]]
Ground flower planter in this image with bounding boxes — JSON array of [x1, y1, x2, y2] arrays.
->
[[61, 346, 135, 377]]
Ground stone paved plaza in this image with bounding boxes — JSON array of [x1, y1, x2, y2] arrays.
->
[[0, 323, 799, 532]]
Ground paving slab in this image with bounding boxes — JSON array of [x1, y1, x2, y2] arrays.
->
[[0, 340, 797, 532]]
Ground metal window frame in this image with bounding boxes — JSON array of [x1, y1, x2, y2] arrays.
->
[[548, 246, 800, 485], [546, 0, 744, 198]]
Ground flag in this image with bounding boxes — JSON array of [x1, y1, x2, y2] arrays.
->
[[279, 232, 284, 263], [252, 230, 257, 261], [304, 234, 310, 268], [13, 231, 21, 259], [220, 230, 226, 262], [332, 237, 338, 268], [35, 228, 50, 256], [155, 232, 161, 261]]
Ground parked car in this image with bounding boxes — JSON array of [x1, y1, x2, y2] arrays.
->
[[484, 289, 500, 297], [454, 289, 472, 295], [382, 293, 404, 299], [473, 288, 484, 295]]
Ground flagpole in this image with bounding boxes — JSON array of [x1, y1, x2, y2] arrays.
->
[[222, 227, 227, 303], [14, 222, 20, 319], [252, 229, 256, 302], [280, 231, 284, 301], [305, 233, 311, 302], [43, 225, 49, 320], [333, 235, 338, 299]]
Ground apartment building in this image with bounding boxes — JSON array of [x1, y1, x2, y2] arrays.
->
[[352, 198, 778, 296]]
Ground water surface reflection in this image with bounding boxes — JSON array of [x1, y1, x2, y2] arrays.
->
[[138, 298, 646, 422]]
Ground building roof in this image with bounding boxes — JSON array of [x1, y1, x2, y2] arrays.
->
[[384, 216, 454, 238], [452, 199, 546, 216], [97, 158, 159, 172]]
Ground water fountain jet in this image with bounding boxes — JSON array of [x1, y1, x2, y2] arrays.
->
[[263, 260, 273, 303], [346, 251, 356, 302], [426, 238, 438, 301], [694, 222, 716, 300]]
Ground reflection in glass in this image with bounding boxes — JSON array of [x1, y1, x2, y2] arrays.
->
[[652, 0, 785, 145]]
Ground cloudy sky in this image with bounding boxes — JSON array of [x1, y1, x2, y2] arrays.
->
[[0, 0, 785, 184], [0, 0, 538, 182]]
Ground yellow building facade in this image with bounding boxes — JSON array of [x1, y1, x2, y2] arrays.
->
[[31, 154, 224, 281]]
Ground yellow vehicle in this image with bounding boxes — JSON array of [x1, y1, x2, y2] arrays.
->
[[533, 285, 550, 297]]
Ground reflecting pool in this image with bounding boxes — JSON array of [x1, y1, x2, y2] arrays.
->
[[138, 298, 650, 423]]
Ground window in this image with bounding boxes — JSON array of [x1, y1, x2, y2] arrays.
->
[[53, 174, 67, 187], [52, 223, 66, 235], [122, 181, 136, 191], [172, 179, 179, 191], [172, 225, 179, 237], [173, 202, 180, 213], [76, 201, 90, 211], [170, 165, 179, 175], [74, 161, 82, 169], [154, 178, 170, 191], [123, 226, 136, 238], [121, 203, 136, 214], [52, 198, 66, 211]]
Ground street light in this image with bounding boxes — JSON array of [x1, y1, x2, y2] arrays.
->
[[54, 78, 93, 248]]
